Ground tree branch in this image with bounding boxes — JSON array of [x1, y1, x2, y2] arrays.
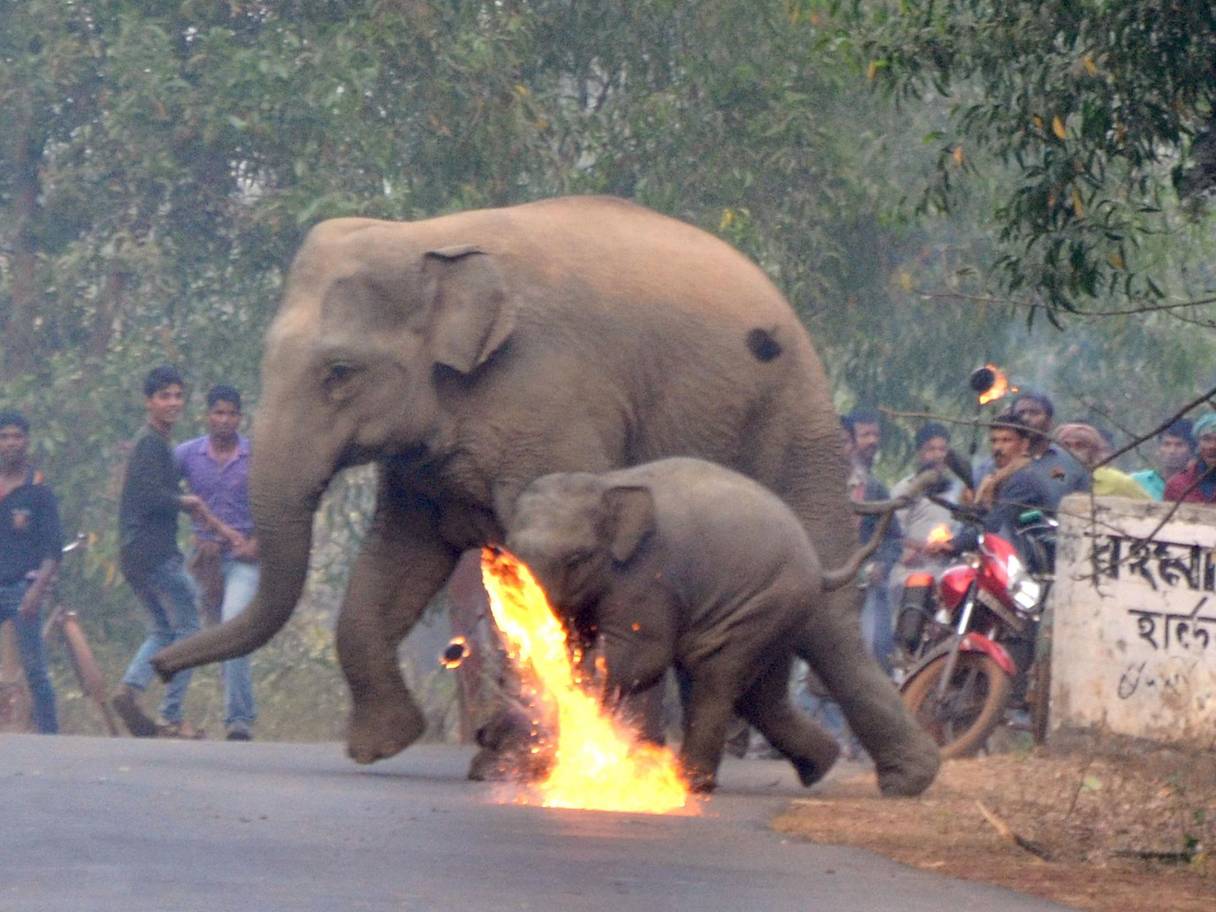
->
[[1094, 384, 1216, 469], [913, 287, 1216, 318]]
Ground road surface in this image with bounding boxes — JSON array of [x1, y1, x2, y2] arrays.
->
[[3, 734, 1067, 911]]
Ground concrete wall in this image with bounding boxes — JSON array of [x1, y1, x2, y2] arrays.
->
[[1049, 494, 1216, 747]]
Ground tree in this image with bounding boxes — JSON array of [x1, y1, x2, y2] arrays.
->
[[856, 0, 1216, 317]]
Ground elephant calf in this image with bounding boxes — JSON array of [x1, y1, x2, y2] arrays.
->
[[503, 457, 882, 793]]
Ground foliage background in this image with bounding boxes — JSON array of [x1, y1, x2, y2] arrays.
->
[[3, 1, 1214, 737]]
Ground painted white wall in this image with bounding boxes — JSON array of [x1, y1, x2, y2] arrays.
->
[[1050, 494, 1216, 747]]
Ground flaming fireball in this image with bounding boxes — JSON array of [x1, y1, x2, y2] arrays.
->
[[975, 363, 1017, 405], [479, 546, 696, 814]]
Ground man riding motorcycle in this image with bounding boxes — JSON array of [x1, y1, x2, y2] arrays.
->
[[927, 412, 1059, 567], [921, 411, 1058, 705]]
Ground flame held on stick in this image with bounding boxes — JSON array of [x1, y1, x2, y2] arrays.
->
[[479, 546, 696, 815], [975, 364, 1018, 406]]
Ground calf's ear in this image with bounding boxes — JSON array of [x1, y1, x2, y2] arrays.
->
[[602, 486, 655, 563]]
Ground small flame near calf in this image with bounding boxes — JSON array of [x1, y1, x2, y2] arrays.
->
[[440, 636, 469, 669], [478, 546, 697, 815]]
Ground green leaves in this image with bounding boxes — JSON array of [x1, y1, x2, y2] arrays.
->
[[859, 0, 1216, 314]]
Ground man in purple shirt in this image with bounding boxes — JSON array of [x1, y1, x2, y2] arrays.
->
[[176, 385, 259, 740]]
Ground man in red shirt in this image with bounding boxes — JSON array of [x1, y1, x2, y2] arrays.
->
[[1164, 413, 1216, 503]]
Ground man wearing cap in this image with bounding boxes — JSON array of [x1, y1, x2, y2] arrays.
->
[[927, 412, 1058, 563], [1131, 420, 1194, 500], [1164, 414, 1216, 504]]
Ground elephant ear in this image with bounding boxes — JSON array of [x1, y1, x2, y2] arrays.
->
[[602, 486, 656, 564], [423, 245, 518, 374]]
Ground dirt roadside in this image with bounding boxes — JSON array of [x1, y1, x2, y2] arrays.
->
[[773, 733, 1214, 912]]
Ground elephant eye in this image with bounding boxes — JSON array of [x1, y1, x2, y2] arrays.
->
[[323, 362, 361, 393], [564, 549, 593, 568]]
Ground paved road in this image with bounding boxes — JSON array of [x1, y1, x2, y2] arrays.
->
[[3, 735, 1067, 911]]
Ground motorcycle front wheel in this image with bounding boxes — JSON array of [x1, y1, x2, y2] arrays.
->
[[901, 652, 1012, 758]]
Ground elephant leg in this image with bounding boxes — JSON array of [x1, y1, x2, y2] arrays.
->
[[619, 680, 667, 745], [735, 653, 840, 788], [677, 667, 742, 793], [791, 611, 940, 796], [338, 484, 459, 765], [766, 421, 940, 795]]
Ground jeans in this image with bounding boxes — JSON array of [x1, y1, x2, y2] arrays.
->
[[860, 580, 896, 676], [793, 662, 860, 760], [0, 581, 58, 734], [121, 555, 200, 724], [219, 559, 258, 729]]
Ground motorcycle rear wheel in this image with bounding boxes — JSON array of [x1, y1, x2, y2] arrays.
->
[[901, 652, 1012, 758]]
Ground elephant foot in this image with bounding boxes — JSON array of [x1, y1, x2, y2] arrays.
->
[[346, 698, 426, 765], [678, 759, 718, 794], [873, 733, 941, 797], [685, 769, 718, 794], [466, 745, 552, 783], [467, 707, 553, 783], [791, 739, 841, 788]]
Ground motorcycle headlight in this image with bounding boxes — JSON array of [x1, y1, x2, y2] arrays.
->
[[1010, 577, 1042, 612]]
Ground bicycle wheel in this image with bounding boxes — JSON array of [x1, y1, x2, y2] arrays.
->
[[902, 652, 1012, 758]]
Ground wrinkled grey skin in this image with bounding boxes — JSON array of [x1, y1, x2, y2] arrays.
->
[[152, 195, 938, 796], [506, 458, 853, 792]]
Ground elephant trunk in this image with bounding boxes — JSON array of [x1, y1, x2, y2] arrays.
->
[[152, 449, 326, 680], [600, 630, 667, 698]]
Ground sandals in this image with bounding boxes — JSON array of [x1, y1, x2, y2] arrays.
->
[[111, 687, 157, 738], [155, 721, 205, 740]]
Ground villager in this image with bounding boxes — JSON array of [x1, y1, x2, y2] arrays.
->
[[890, 422, 963, 574], [928, 412, 1056, 558], [112, 366, 212, 738], [842, 408, 903, 674], [1055, 422, 1149, 499], [1131, 419, 1194, 500], [176, 384, 259, 741], [1009, 390, 1090, 497], [1163, 413, 1216, 504], [0, 411, 63, 734]]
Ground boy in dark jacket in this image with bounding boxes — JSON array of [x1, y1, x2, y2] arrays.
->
[[112, 366, 211, 737]]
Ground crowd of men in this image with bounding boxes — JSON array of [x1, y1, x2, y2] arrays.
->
[[1, 366, 258, 739], [3, 369, 1215, 741], [840, 392, 1215, 676]]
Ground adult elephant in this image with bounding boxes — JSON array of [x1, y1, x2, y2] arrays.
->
[[153, 195, 939, 796]]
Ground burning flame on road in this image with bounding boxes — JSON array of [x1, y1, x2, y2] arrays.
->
[[480, 546, 696, 815]]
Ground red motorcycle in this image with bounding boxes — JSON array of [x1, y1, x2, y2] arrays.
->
[[895, 506, 1055, 757]]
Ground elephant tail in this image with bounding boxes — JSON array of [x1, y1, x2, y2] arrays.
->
[[821, 469, 942, 593]]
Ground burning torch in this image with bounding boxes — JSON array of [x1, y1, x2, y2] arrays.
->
[[967, 364, 1018, 458]]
